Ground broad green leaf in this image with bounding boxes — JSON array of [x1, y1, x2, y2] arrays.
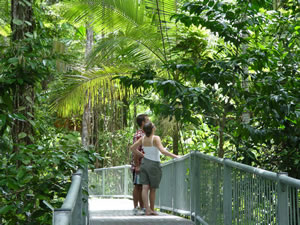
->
[[24, 20, 32, 26], [23, 0, 32, 7], [17, 168, 26, 180], [12, 19, 23, 25], [11, 113, 27, 121], [8, 57, 19, 64], [25, 96, 34, 104], [0, 114, 6, 128], [0, 205, 13, 214], [18, 106, 26, 111], [7, 178, 19, 190], [25, 32, 33, 38], [22, 175, 33, 184], [18, 132, 27, 139], [28, 134, 34, 142], [28, 119, 36, 126]]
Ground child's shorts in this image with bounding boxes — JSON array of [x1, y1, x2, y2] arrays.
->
[[133, 170, 142, 185], [140, 158, 162, 189]]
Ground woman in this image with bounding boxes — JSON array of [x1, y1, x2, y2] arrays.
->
[[130, 122, 178, 215]]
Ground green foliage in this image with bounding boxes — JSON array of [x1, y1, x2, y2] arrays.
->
[[50, 66, 135, 117], [118, 0, 300, 177], [183, 1, 298, 174], [0, 131, 98, 224], [0, 74, 100, 224], [0, 2, 299, 224], [98, 127, 134, 167], [118, 65, 210, 124], [0, 0, 10, 37], [0, 83, 100, 224], [64, 0, 177, 33], [87, 25, 165, 67], [0, 71, 100, 224], [0, 3, 101, 224], [1, 38, 56, 86], [50, 24, 168, 118], [51, 0, 182, 119]]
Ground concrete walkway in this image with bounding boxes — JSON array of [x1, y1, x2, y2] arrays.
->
[[89, 198, 194, 225]]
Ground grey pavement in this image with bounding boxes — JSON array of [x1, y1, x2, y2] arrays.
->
[[89, 198, 194, 225]]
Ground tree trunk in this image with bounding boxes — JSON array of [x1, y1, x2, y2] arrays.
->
[[12, 85, 34, 150], [82, 100, 90, 147], [218, 113, 226, 158], [122, 88, 129, 128], [82, 24, 94, 147], [94, 107, 101, 168], [85, 25, 93, 58], [133, 99, 137, 130], [11, 0, 35, 153], [11, 0, 34, 41], [273, 0, 280, 10], [89, 103, 94, 145], [82, 24, 93, 223], [172, 122, 179, 155]]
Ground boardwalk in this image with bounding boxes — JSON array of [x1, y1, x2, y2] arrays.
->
[[89, 198, 194, 225]]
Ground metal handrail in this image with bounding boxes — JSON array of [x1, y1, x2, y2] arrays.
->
[[156, 151, 300, 225], [94, 165, 131, 171], [53, 169, 88, 225], [194, 151, 300, 188], [88, 151, 300, 225], [89, 165, 132, 199]]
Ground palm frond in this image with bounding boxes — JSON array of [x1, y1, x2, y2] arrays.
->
[[87, 25, 166, 67], [0, 0, 10, 36], [50, 65, 135, 117], [0, 24, 10, 37], [63, 0, 178, 33], [63, 0, 150, 33], [53, 0, 180, 117], [0, 0, 10, 22]]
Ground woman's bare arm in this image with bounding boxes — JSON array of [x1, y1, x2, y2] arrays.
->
[[130, 138, 144, 158], [154, 136, 178, 159]]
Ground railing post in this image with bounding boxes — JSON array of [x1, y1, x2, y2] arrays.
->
[[83, 168, 88, 225], [158, 182, 161, 209], [102, 169, 105, 196], [190, 151, 195, 221], [72, 173, 82, 225], [124, 166, 129, 196], [223, 159, 232, 225], [53, 209, 71, 225], [193, 152, 201, 225], [172, 159, 176, 214], [277, 172, 289, 225]]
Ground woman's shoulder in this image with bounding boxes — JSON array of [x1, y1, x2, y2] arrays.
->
[[153, 135, 161, 142]]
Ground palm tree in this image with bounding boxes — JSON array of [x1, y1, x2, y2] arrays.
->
[[52, 0, 179, 116], [49, 0, 181, 158]]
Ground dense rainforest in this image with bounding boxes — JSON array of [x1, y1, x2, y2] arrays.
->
[[0, 0, 299, 223]]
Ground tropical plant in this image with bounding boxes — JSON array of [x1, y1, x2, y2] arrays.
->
[[0, 126, 98, 224], [50, 0, 182, 115], [117, 0, 300, 178], [47, 0, 183, 160], [0, 3, 101, 224], [0, 0, 10, 38]]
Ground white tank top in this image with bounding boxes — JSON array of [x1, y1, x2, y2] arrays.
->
[[142, 136, 160, 162]]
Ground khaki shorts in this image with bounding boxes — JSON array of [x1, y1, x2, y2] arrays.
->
[[140, 158, 162, 189]]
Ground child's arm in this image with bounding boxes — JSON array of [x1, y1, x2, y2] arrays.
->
[[134, 154, 140, 171]]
